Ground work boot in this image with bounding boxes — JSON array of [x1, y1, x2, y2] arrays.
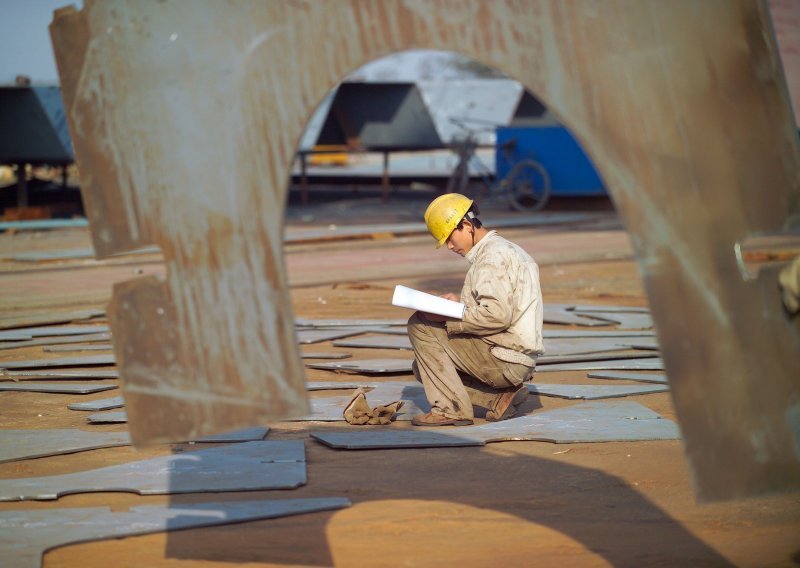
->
[[411, 412, 473, 427], [486, 384, 529, 422]]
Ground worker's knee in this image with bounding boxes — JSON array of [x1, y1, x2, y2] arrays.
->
[[407, 311, 425, 338]]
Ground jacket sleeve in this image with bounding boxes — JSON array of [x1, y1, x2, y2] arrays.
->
[[446, 258, 514, 336]]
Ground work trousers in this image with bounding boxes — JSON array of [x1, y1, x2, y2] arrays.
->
[[408, 312, 534, 420]]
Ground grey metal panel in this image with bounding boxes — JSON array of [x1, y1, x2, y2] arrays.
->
[[536, 358, 664, 372], [587, 372, 669, 384], [306, 381, 376, 391], [544, 305, 612, 327], [0, 354, 115, 369], [573, 311, 654, 330], [1, 369, 119, 380], [69, 396, 125, 411], [3, 247, 95, 262], [570, 305, 651, 313], [86, 411, 127, 423], [188, 427, 270, 443], [0, 333, 112, 351], [0, 86, 73, 164], [0, 440, 306, 502], [0, 332, 32, 341], [44, 344, 113, 352], [0, 498, 351, 568], [311, 401, 680, 449], [296, 318, 407, 328], [0, 325, 110, 339], [528, 383, 668, 399], [619, 340, 660, 351], [0, 219, 89, 231], [0, 383, 117, 394], [333, 335, 412, 350], [0, 310, 105, 331], [537, 352, 659, 365], [296, 328, 370, 344], [542, 330, 656, 338], [542, 338, 639, 357], [3, 245, 160, 262], [307, 358, 414, 374], [315, 82, 442, 150], [0, 429, 131, 463], [300, 352, 352, 359]]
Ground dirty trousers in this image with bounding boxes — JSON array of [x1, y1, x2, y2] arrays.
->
[[408, 312, 534, 420]]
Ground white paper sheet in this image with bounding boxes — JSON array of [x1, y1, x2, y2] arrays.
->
[[391, 285, 465, 319]]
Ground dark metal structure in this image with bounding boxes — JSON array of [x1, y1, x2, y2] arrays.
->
[[0, 85, 74, 208], [316, 82, 442, 151]]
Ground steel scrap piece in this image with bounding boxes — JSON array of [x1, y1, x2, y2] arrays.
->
[[543, 305, 613, 327], [0, 497, 351, 568], [536, 358, 664, 372], [0, 440, 305, 501], [528, 383, 669, 400], [68, 396, 125, 411], [296, 327, 372, 344], [333, 335, 412, 350], [0, 383, 117, 395], [0, 333, 112, 351], [307, 358, 414, 374], [0, 429, 132, 464], [588, 372, 669, 384], [572, 311, 654, 330], [0, 354, 115, 370], [0, 369, 119, 380], [0, 325, 111, 339], [311, 401, 680, 449]]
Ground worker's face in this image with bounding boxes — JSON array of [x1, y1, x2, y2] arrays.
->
[[446, 220, 474, 256]]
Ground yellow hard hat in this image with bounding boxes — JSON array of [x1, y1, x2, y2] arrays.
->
[[424, 193, 473, 248]]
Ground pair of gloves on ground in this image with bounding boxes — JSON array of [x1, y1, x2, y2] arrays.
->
[[343, 388, 404, 425]]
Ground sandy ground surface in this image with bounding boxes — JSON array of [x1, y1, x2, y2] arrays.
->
[[0, 191, 798, 567]]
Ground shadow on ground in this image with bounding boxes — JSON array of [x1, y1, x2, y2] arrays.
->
[[162, 428, 732, 567]]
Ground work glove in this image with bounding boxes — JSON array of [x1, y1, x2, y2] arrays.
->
[[343, 388, 404, 425]]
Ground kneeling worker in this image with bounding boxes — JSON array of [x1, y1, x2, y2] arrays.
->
[[409, 193, 544, 426]]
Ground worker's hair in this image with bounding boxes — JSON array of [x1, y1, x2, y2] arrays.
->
[[458, 203, 482, 230]]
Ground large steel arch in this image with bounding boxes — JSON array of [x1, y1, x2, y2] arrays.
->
[[51, 0, 799, 501]]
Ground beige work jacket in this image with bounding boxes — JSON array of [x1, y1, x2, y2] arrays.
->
[[445, 230, 545, 365]]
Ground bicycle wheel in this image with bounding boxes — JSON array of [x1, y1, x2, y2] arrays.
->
[[505, 159, 551, 212]]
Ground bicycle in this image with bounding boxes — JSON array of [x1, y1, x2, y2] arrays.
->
[[445, 117, 551, 212]]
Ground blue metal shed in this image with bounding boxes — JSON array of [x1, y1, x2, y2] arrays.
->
[[495, 125, 606, 196]]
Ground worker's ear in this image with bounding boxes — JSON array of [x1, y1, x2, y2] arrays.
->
[[461, 218, 474, 232]]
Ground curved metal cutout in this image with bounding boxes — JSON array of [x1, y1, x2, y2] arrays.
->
[[50, 1, 800, 500]]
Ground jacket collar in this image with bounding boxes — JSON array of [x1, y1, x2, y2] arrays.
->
[[465, 230, 497, 264]]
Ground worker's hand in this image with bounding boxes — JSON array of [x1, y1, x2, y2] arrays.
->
[[440, 292, 461, 302]]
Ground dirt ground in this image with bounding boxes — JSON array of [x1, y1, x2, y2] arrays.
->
[[0, 190, 798, 567]]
